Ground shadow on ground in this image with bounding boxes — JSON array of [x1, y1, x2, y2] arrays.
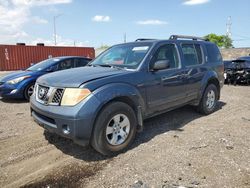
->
[[0, 98, 27, 104], [22, 102, 226, 187], [43, 102, 226, 162]]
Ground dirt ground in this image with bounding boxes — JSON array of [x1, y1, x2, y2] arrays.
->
[[0, 72, 249, 188]]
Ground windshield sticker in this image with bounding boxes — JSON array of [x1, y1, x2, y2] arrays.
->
[[132, 46, 149, 51]]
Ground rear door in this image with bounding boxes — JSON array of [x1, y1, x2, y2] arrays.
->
[[180, 42, 206, 101]]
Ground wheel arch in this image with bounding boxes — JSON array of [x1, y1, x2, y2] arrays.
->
[[206, 77, 220, 100], [198, 71, 221, 103], [91, 83, 146, 136], [22, 79, 36, 97]]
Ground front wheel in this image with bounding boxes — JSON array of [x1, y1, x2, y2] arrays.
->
[[91, 102, 137, 156], [24, 83, 35, 101], [197, 84, 219, 115]]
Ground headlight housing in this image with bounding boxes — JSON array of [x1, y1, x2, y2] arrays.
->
[[7, 76, 30, 85], [61, 88, 91, 106]]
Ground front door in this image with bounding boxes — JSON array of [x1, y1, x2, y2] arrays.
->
[[145, 43, 186, 115]]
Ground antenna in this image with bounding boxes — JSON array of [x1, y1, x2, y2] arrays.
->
[[226, 16, 232, 38]]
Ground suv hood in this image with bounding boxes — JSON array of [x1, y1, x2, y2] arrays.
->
[[37, 66, 128, 88]]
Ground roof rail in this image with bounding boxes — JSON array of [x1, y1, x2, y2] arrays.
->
[[169, 35, 208, 41], [135, 38, 156, 42]]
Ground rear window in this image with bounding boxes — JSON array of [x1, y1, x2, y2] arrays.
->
[[206, 44, 222, 62]]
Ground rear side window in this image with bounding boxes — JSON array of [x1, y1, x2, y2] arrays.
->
[[75, 58, 89, 67], [181, 44, 203, 66], [206, 44, 222, 62], [58, 59, 74, 70], [195, 44, 203, 64]]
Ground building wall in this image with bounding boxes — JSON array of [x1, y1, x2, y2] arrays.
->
[[220, 48, 250, 60], [95, 47, 109, 57]]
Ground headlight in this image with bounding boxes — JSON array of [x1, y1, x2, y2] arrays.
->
[[7, 76, 30, 84], [61, 88, 91, 106]]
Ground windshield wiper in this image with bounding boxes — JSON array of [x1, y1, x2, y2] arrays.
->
[[89, 64, 125, 70], [96, 64, 112, 67]]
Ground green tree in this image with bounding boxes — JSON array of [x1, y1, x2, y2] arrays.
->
[[204, 33, 233, 48]]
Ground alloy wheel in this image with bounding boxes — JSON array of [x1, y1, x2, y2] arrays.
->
[[206, 90, 215, 109], [106, 114, 130, 146]]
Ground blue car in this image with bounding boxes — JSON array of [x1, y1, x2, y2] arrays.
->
[[0, 56, 92, 100]]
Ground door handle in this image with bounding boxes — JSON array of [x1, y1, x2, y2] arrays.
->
[[161, 75, 179, 81], [179, 74, 190, 79]]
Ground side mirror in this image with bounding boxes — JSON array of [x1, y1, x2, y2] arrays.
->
[[153, 60, 170, 71]]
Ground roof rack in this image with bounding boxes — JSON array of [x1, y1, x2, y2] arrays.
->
[[135, 38, 156, 42], [169, 35, 209, 41]]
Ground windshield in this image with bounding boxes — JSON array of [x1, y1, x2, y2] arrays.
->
[[91, 43, 152, 69], [27, 58, 60, 71]]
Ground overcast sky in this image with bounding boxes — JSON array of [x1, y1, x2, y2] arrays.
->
[[0, 0, 249, 48]]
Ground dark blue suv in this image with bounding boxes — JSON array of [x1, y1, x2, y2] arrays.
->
[[30, 35, 224, 155]]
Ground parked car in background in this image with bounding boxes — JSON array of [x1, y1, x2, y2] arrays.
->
[[224, 56, 250, 85], [0, 56, 92, 100], [31, 35, 224, 155]]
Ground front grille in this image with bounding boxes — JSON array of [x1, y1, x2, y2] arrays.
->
[[52, 89, 64, 104], [36, 84, 64, 106], [37, 85, 50, 103]]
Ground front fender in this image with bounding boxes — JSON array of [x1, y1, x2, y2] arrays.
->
[[17, 77, 37, 92], [92, 83, 146, 116]]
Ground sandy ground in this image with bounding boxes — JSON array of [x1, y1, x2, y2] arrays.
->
[[0, 71, 249, 188]]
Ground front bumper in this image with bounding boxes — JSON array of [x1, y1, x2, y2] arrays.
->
[[30, 94, 101, 146], [225, 70, 250, 84], [0, 83, 24, 99]]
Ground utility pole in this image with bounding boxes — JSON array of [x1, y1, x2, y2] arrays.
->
[[124, 33, 127, 43], [226, 16, 232, 38], [53, 14, 62, 46]]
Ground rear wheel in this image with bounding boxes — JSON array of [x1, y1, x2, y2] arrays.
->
[[197, 84, 218, 115], [91, 102, 137, 156], [24, 83, 35, 101]]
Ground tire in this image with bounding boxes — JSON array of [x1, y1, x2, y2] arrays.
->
[[197, 84, 218, 115], [24, 83, 35, 101], [91, 102, 137, 156]]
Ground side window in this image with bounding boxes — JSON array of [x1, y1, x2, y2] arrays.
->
[[182, 44, 203, 66], [206, 44, 222, 62], [58, 59, 74, 70], [74, 58, 89, 67], [152, 44, 179, 69], [195, 44, 203, 64]]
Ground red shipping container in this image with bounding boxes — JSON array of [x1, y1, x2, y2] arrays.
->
[[0, 44, 95, 71]]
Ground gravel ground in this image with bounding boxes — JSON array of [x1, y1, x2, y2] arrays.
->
[[0, 71, 249, 188]]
